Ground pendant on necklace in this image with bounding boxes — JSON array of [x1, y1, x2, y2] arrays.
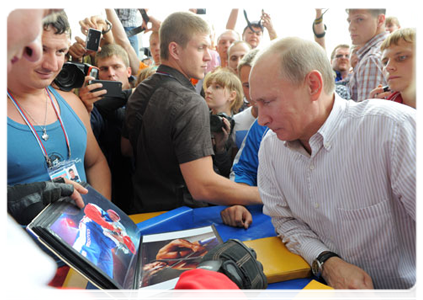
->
[[42, 129, 49, 141]]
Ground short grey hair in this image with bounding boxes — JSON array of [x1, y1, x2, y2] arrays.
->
[[237, 48, 259, 74], [253, 37, 335, 94]]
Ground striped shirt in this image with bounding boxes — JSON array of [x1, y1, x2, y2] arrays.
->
[[348, 32, 389, 102], [258, 95, 416, 289]]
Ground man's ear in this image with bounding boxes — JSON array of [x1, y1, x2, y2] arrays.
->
[[377, 14, 386, 29], [306, 70, 323, 101], [168, 42, 180, 60]]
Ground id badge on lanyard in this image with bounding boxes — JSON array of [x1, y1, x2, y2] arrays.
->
[[48, 160, 82, 183]]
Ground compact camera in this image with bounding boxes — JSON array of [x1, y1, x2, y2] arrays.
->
[[86, 28, 102, 52], [54, 62, 99, 92], [210, 112, 235, 133]]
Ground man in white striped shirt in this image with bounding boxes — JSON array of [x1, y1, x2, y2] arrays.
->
[[249, 37, 415, 289]]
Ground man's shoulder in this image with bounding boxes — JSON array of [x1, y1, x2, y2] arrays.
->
[[234, 107, 252, 121], [346, 99, 416, 123]]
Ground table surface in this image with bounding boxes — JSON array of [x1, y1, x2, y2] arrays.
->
[[63, 205, 312, 290]]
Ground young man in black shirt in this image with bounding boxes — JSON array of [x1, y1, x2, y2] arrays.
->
[[123, 11, 261, 214]]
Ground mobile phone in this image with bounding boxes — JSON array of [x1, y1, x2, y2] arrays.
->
[[140, 9, 150, 23], [383, 85, 391, 92], [86, 28, 102, 52], [127, 10, 150, 37], [89, 80, 122, 98]]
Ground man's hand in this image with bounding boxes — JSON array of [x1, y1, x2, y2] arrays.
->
[[79, 15, 107, 35], [156, 239, 205, 260], [220, 205, 253, 229], [261, 11, 277, 40], [78, 76, 107, 113], [369, 84, 392, 99], [68, 37, 90, 61], [62, 178, 87, 208], [7, 179, 87, 225], [322, 256, 374, 289], [140, 11, 161, 33]]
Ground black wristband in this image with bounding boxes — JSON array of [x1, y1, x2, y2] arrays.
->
[[312, 22, 327, 38], [102, 19, 112, 34]]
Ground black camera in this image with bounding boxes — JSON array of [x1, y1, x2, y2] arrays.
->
[[210, 112, 235, 133], [54, 62, 99, 92]]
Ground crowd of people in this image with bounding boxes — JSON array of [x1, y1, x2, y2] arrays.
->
[[7, 7, 416, 292]]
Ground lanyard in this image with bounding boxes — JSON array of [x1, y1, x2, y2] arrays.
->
[[7, 87, 71, 168]]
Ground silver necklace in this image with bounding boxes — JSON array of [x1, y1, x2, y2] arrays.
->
[[17, 91, 49, 141]]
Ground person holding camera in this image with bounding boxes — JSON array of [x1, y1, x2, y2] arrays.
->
[[7, 11, 111, 200], [123, 11, 262, 214], [203, 68, 244, 178]]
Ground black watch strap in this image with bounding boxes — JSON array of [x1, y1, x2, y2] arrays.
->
[[318, 251, 339, 264], [312, 251, 340, 279]]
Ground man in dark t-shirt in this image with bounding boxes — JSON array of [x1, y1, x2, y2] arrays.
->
[[123, 11, 261, 214]]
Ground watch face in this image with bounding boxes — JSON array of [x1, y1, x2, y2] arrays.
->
[[311, 260, 321, 277]]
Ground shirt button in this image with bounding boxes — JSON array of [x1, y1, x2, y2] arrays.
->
[[310, 165, 315, 170], [314, 203, 319, 208]]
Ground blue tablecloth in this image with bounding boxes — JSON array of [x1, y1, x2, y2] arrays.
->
[[87, 205, 311, 300]]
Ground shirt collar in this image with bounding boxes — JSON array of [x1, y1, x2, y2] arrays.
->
[[156, 65, 196, 91], [357, 32, 389, 59], [316, 94, 347, 152]]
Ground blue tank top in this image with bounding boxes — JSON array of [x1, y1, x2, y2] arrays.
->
[[8, 86, 87, 185]]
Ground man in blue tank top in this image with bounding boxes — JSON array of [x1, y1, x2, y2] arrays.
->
[[7, 11, 111, 201]]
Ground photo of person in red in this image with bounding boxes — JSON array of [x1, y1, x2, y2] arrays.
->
[[73, 203, 135, 278]]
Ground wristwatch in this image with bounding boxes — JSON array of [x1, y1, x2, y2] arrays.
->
[[311, 251, 340, 279]]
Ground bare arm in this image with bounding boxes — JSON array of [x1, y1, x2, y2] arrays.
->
[[261, 11, 277, 40], [226, 9, 239, 30], [59, 90, 112, 200], [313, 9, 326, 50], [105, 8, 140, 75], [180, 156, 262, 206]]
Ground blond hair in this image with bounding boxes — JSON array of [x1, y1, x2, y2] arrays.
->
[[203, 68, 244, 113], [95, 43, 130, 68], [381, 27, 415, 51], [135, 67, 156, 86]]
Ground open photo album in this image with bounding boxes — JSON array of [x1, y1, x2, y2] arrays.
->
[[27, 186, 222, 289]]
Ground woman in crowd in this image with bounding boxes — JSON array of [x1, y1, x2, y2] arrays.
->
[[203, 68, 244, 177]]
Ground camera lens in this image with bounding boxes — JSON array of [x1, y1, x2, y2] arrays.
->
[[210, 115, 223, 133], [53, 63, 85, 92]]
